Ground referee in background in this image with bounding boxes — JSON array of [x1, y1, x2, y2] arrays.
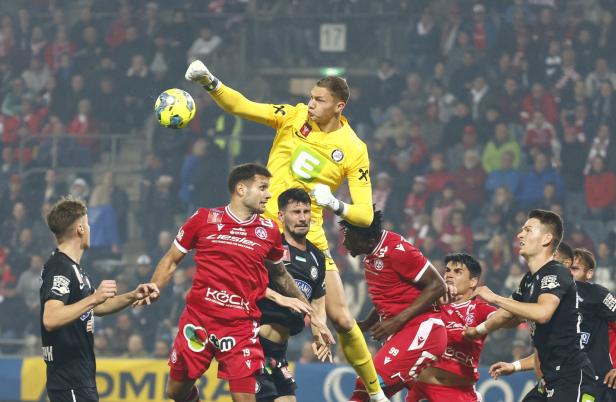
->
[[40, 196, 159, 401]]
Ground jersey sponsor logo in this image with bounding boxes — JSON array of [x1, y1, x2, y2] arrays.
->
[[540, 275, 560, 290], [300, 122, 312, 137], [207, 209, 224, 224], [310, 266, 318, 280], [603, 293, 616, 312], [42, 346, 53, 362], [443, 346, 475, 367], [294, 279, 313, 299], [580, 331, 590, 345], [51, 275, 70, 296], [295, 255, 306, 262], [374, 259, 384, 271], [395, 243, 405, 251], [331, 149, 344, 163], [183, 324, 208, 352], [358, 168, 369, 181], [384, 357, 391, 365], [290, 145, 326, 182], [209, 334, 236, 352], [217, 224, 225, 231], [230, 227, 247, 236], [206, 233, 258, 248], [255, 227, 267, 240], [205, 287, 250, 311]]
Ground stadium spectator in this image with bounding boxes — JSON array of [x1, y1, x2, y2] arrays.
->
[[453, 149, 487, 211], [522, 111, 559, 157], [560, 121, 588, 191], [398, 72, 426, 118], [481, 123, 522, 173], [584, 156, 616, 219], [446, 124, 482, 170], [123, 333, 148, 358], [585, 57, 616, 99], [0, 201, 29, 248], [424, 152, 454, 196], [186, 26, 221, 64], [521, 82, 558, 124], [21, 57, 50, 95], [595, 242, 616, 291], [516, 152, 564, 208], [374, 58, 404, 110]]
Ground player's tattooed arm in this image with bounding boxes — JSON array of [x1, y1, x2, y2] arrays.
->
[[265, 260, 311, 304]]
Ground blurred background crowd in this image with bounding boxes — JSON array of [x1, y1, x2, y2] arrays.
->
[[1, 0, 616, 367]]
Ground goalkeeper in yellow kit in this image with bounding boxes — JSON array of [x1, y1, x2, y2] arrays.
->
[[186, 60, 388, 402]]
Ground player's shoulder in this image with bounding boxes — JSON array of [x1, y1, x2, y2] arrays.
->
[[43, 251, 73, 276], [540, 261, 573, 284], [306, 240, 326, 265], [339, 120, 368, 154], [473, 298, 498, 313], [578, 281, 610, 299]]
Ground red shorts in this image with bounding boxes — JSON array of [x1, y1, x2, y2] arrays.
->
[[407, 382, 481, 402], [169, 307, 264, 382], [350, 317, 447, 401]]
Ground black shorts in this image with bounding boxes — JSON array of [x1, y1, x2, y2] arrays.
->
[[47, 387, 98, 402], [599, 384, 616, 402], [256, 337, 297, 401], [539, 365, 600, 402], [521, 381, 547, 402]]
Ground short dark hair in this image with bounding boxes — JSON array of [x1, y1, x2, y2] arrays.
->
[[227, 163, 272, 194], [574, 248, 596, 271], [278, 188, 311, 210], [316, 76, 350, 103], [557, 241, 574, 262], [46, 196, 87, 241], [528, 209, 563, 252], [339, 209, 382, 241], [444, 253, 482, 279]]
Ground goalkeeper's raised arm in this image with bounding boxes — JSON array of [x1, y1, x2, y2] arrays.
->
[[185, 59, 285, 128]]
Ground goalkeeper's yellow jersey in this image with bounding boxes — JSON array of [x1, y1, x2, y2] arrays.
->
[[209, 83, 373, 252]]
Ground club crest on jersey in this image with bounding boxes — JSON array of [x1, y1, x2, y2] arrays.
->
[[331, 149, 344, 163], [374, 259, 384, 271], [255, 227, 267, 240], [310, 266, 318, 280], [300, 122, 312, 137], [465, 313, 475, 326], [207, 209, 224, 224]]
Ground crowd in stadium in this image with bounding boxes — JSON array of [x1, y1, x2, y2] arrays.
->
[[2, 0, 616, 366]]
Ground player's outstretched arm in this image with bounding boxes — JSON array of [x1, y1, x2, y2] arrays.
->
[[133, 244, 186, 307], [310, 296, 332, 362], [43, 280, 117, 332], [370, 265, 446, 341], [472, 286, 560, 324], [94, 283, 160, 316], [265, 260, 335, 344], [489, 353, 536, 379], [185, 60, 281, 127], [464, 307, 520, 340], [264, 288, 312, 314]]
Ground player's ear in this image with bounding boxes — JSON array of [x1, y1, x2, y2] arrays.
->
[[542, 232, 553, 248], [470, 277, 479, 289], [236, 182, 246, 197], [335, 101, 345, 114], [586, 269, 594, 281]]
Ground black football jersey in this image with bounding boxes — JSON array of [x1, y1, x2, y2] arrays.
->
[[577, 281, 616, 378], [40, 249, 96, 390], [512, 260, 589, 381], [258, 238, 326, 336]]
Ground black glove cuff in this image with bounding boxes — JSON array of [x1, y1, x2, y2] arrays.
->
[[203, 78, 219, 92]]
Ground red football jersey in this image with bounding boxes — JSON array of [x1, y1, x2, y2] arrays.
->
[[174, 206, 284, 321], [433, 299, 496, 381], [363, 230, 436, 321], [609, 322, 616, 364]]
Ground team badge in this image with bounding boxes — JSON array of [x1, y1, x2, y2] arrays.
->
[[374, 259, 384, 271], [331, 149, 344, 163], [255, 227, 267, 239], [51, 275, 70, 296], [465, 313, 475, 326], [310, 266, 318, 280], [207, 209, 224, 224], [300, 122, 312, 137]]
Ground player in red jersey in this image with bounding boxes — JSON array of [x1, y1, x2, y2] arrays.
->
[[135, 164, 334, 402], [339, 210, 448, 401], [408, 253, 496, 402]]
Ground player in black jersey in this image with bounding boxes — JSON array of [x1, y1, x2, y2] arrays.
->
[[256, 188, 330, 402], [40, 197, 158, 402], [465, 209, 600, 401]]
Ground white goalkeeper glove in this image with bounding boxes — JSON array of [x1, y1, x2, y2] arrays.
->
[[185, 60, 220, 91], [311, 184, 346, 216]]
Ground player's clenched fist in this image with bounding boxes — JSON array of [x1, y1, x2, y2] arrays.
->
[[488, 362, 515, 379], [185, 60, 219, 91], [95, 280, 117, 304], [311, 184, 345, 215]]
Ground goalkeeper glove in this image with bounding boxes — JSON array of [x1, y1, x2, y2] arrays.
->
[[185, 60, 220, 91], [311, 184, 346, 216]]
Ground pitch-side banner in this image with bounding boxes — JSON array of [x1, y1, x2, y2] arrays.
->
[[3, 358, 536, 402]]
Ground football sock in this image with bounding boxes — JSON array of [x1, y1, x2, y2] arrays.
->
[[339, 322, 382, 395]]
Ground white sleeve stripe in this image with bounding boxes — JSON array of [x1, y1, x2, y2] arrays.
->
[[413, 260, 432, 282], [173, 239, 189, 254]]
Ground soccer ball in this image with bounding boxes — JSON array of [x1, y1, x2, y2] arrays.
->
[[154, 88, 196, 129]]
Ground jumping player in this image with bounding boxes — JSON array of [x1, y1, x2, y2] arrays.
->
[[185, 60, 386, 401], [339, 210, 447, 401], [136, 164, 333, 402], [408, 253, 496, 402], [256, 188, 329, 402]]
